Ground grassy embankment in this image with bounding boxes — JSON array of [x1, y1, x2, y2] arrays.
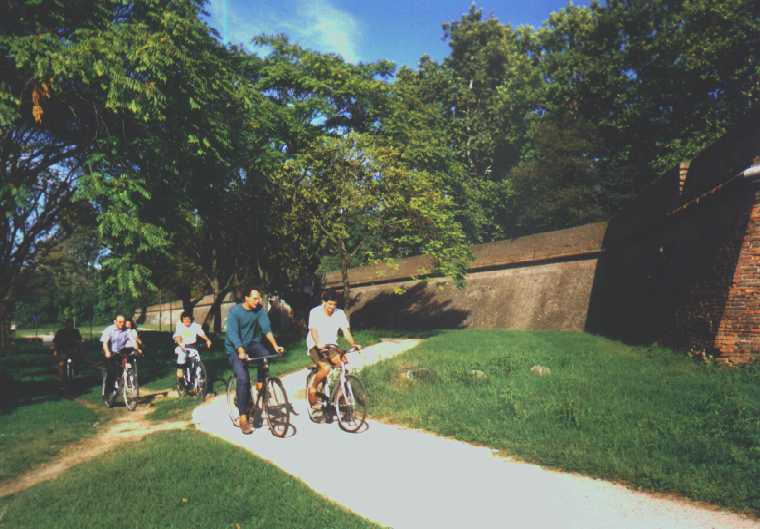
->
[[361, 330, 760, 515]]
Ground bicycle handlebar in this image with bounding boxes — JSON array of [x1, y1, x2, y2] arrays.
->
[[241, 354, 283, 363], [319, 344, 361, 354]]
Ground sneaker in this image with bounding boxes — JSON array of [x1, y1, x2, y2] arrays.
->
[[239, 414, 254, 435], [309, 402, 324, 421]]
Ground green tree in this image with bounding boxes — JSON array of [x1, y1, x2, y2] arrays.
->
[[275, 133, 470, 305]]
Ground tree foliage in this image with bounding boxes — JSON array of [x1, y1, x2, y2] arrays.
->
[[2, 0, 758, 334]]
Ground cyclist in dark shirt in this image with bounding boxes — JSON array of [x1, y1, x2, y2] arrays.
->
[[52, 319, 83, 381]]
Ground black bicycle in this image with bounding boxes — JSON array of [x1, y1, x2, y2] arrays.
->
[[226, 354, 291, 438], [176, 345, 208, 400], [59, 350, 78, 393], [101, 350, 140, 411]]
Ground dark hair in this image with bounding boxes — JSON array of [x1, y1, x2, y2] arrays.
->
[[180, 311, 193, 321], [321, 288, 339, 302], [240, 286, 261, 300], [126, 318, 138, 330]]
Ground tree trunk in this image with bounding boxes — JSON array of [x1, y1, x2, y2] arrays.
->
[[203, 279, 229, 334], [339, 239, 352, 311], [0, 301, 13, 355]]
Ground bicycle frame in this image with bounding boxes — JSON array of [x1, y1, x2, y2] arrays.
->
[[309, 345, 359, 414]]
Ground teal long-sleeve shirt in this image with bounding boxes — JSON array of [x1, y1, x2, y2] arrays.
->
[[224, 303, 271, 355]]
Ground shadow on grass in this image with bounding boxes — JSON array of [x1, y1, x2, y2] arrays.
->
[[1, 327, 436, 415]]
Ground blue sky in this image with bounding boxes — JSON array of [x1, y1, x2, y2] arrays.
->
[[204, 0, 594, 68]]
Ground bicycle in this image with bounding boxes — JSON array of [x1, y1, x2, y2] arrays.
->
[[176, 345, 208, 400], [101, 349, 140, 411], [58, 350, 78, 393], [306, 345, 368, 433], [226, 354, 291, 438]]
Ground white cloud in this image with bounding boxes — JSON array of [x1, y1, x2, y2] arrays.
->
[[205, 0, 363, 63]]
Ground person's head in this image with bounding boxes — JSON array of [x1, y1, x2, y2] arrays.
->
[[180, 311, 193, 327], [114, 314, 126, 329], [321, 289, 339, 316], [242, 288, 263, 310], [126, 319, 137, 330], [63, 319, 74, 329]]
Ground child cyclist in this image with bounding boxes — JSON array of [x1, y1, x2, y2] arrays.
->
[[173, 312, 212, 390]]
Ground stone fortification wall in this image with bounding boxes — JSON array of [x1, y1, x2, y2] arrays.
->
[[324, 222, 607, 331], [587, 112, 760, 363], [135, 293, 293, 333], [325, 111, 760, 362]]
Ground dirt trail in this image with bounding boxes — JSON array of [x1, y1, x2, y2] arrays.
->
[[0, 390, 190, 498]]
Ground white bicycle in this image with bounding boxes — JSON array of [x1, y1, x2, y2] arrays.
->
[[306, 345, 368, 433]]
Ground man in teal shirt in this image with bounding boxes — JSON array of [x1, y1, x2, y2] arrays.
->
[[225, 288, 285, 434]]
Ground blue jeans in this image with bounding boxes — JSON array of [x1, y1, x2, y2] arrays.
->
[[227, 342, 269, 415]]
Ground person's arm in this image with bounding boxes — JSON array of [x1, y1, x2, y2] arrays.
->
[[196, 325, 212, 349], [265, 332, 284, 355], [227, 311, 247, 359], [258, 310, 284, 354], [101, 339, 112, 359], [341, 327, 361, 349]]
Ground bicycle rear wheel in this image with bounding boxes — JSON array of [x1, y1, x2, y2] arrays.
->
[[226, 377, 239, 426], [264, 377, 291, 438], [123, 366, 139, 411], [334, 375, 368, 433]]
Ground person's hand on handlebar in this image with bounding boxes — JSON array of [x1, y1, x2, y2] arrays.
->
[[274, 345, 285, 356]]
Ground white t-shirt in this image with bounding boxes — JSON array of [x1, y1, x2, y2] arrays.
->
[[173, 322, 206, 346], [306, 305, 350, 351], [126, 329, 139, 348]]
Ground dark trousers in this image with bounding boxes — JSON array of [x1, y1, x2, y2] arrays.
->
[[228, 342, 269, 415], [104, 356, 121, 393]]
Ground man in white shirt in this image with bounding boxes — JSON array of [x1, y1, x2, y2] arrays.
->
[[173, 312, 212, 387], [307, 289, 361, 410]]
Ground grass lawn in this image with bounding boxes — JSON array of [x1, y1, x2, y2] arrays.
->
[[0, 429, 380, 529], [0, 340, 106, 483], [13, 322, 109, 340], [0, 399, 99, 483], [361, 330, 760, 515]]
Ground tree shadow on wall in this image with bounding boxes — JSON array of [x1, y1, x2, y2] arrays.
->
[[349, 282, 470, 330]]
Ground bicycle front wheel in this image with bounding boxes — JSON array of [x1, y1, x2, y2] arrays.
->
[[123, 367, 139, 411], [63, 360, 75, 393], [264, 377, 291, 438], [194, 360, 208, 399], [226, 377, 239, 426], [334, 375, 368, 433]]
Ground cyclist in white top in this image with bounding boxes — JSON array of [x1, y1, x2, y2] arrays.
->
[[125, 319, 143, 355], [173, 312, 212, 387], [307, 289, 361, 410]]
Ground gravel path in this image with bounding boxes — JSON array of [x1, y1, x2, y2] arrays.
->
[[193, 339, 760, 529]]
